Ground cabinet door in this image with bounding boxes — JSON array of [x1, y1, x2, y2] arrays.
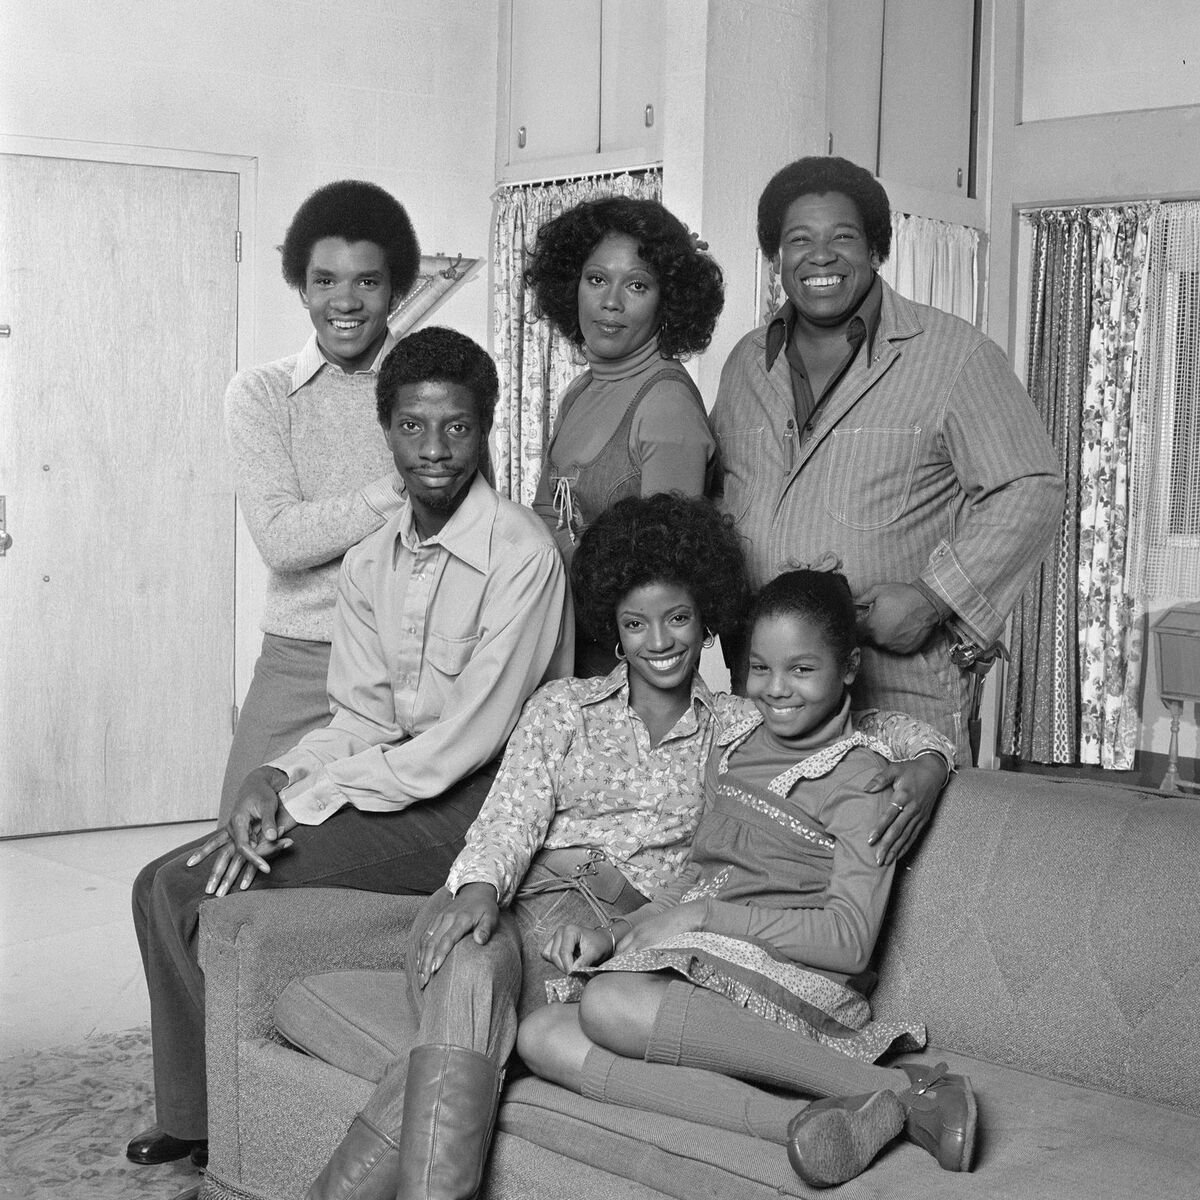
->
[[877, 0, 977, 195], [599, 0, 664, 160], [826, 0, 885, 172], [507, 0, 602, 165]]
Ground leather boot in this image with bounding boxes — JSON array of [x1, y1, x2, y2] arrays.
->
[[307, 1113, 400, 1200], [898, 1061, 977, 1171], [786, 1089, 905, 1187], [394, 1044, 504, 1200]]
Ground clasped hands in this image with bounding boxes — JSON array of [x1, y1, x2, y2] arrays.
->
[[186, 765, 297, 897], [541, 902, 706, 974]]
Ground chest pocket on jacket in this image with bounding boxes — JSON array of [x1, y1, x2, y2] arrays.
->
[[715, 428, 763, 524], [822, 427, 922, 530]]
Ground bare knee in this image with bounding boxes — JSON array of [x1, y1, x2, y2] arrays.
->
[[517, 1004, 589, 1091], [578, 973, 661, 1057]]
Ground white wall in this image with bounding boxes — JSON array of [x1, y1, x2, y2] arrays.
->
[[1, 0, 498, 362], [1022, 0, 1200, 122], [1, 0, 500, 699]]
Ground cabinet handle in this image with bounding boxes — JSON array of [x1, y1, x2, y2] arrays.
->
[[517, 126, 527, 150], [644, 104, 654, 128], [957, 167, 963, 188], [0, 496, 11, 556]]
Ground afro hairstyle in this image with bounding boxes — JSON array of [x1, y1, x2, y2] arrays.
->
[[756, 157, 892, 263], [376, 326, 498, 435], [280, 180, 420, 300], [571, 492, 748, 647], [523, 196, 724, 360]]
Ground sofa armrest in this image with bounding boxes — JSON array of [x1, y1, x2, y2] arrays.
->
[[200, 887, 426, 1043]]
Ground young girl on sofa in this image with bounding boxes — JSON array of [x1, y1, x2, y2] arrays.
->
[[519, 568, 978, 1188]]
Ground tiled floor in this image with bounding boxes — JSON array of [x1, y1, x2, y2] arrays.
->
[[0, 821, 210, 1059]]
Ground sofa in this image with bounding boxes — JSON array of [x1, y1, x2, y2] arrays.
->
[[196, 767, 1200, 1199]]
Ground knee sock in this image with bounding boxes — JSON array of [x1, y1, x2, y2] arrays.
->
[[645, 982, 910, 1099], [581, 1047, 797, 1144]]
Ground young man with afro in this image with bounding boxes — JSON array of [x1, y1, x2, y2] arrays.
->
[[216, 180, 422, 823]]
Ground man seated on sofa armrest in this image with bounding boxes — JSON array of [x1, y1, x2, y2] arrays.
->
[[125, 327, 571, 1178]]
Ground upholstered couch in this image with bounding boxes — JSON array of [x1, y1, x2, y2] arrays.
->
[[197, 768, 1200, 1199]]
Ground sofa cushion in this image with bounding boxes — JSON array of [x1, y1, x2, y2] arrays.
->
[[274, 970, 416, 1084], [872, 770, 1200, 1116]]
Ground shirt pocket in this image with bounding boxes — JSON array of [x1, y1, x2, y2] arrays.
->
[[715, 427, 763, 524], [822, 427, 921, 530], [424, 631, 480, 683]]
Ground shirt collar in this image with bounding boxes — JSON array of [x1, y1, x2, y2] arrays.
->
[[394, 472, 495, 573], [289, 330, 397, 395], [580, 661, 718, 719], [764, 274, 883, 371]]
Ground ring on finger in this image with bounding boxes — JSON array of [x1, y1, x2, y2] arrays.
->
[[889, 801, 905, 812]]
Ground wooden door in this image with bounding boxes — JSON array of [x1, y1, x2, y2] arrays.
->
[[0, 155, 238, 835], [599, 0, 664, 160]]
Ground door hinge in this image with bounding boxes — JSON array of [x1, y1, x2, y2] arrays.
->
[[231, 703, 240, 734], [234, 230, 242, 263]]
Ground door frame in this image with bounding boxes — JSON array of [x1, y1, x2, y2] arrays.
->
[[1, 135, 258, 765]]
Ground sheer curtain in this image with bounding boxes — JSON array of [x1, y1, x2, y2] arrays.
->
[[490, 170, 661, 505], [878, 212, 979, 324], [1003, 205, 1153, 768], [1127, 201, 1200, 603]]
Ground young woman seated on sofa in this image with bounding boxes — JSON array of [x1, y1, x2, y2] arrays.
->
[[519, 568, 978, 1188], [291, 495, 955, 1200]]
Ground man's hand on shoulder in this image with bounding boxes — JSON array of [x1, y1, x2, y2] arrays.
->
[[856, 582, 942, 654]]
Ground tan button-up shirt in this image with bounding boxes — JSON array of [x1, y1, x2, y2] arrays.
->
[[272, 474, 572, 824]]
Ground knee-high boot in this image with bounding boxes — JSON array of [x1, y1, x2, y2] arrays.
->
[[306, 1113, 400, 1200], [394, 1044, 504, 1200]]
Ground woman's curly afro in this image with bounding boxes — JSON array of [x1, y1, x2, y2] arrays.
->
[[524, 196, 724, 360], [571, 492, 749, 646], [280, 180, 420, 300]]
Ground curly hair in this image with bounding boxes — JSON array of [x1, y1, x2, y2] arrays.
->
[[376, 327, 498, 433], [756, 157, 891, 263], [523, 197, 724, 360], [748, 569, 859, 671], [280, 180, 420, 300], [571, 493, 748, 646]]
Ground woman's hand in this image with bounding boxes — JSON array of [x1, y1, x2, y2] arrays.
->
[[416, 883, 500, 988], [865, 753, 950, 866], [542, 923, 614, 974], [614, 902, 706, 953], [186, 766, 295, 896]]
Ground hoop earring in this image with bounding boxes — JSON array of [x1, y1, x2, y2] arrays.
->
[[702, 630, 715, 649], [614, 644, 627, 661]]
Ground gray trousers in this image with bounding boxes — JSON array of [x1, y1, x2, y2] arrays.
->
[[218, 634, 333, 822]]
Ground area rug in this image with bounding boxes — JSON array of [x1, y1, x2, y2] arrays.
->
[[0, 1027, 203, 1199]]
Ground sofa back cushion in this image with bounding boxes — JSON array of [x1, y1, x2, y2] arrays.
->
[[870, 768, 1200, 1115]]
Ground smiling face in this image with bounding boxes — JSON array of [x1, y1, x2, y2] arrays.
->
[[746, 612, 859, 743], [301, 237, 394, 372], [576, 232, 662, 361], [383, 379, 482, 538], [775, 192, 878, 332], [616, 581, 705, 706]]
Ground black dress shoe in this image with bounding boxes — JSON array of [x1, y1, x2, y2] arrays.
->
[[125, 1125, 208, 1165], [189, 1142, 209, 1170]]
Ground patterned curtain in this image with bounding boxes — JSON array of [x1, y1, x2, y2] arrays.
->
[[878, 212, 979, 325], [490, 170, 662, 505], [1077, 208, 1150, 768], [1003, 206, 1153, 767], [1003, 211, 1091, 762]]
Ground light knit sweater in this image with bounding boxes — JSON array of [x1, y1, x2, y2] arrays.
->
[[224, 337, 404, 642]]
